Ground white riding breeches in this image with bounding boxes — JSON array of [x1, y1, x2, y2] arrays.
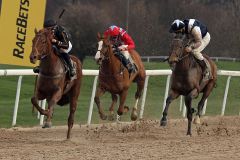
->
[[192, 32, 210, 60], [60, 41, 72, 53], [121, 50, 130, 59]]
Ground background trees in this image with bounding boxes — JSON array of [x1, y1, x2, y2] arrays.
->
[[45, 0, 240, 59]]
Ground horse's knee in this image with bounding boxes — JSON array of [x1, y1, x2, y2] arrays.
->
[[94, 96, 99, 104], [166, 96, 172, 104], [135, 92, 142, 99], [31, 97, 37, 104]]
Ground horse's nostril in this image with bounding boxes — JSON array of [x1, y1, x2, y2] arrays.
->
[[34, 56, 37, 59]]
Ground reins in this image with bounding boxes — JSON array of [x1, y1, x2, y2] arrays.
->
[[34, 29, 66, 79]]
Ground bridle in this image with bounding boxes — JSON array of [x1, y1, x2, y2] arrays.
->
[[33, 29, 53, 60], [169, 38, 190, 63], [97, 40, 111, 64]]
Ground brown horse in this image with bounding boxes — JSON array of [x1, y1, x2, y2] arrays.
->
[[94, 33, 146, 121], [29, 28, 82, 139], [160, 35, 217, 135]]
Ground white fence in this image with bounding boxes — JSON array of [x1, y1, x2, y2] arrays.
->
[[0, 69, 240, 126], [141, 56, 240, 62]]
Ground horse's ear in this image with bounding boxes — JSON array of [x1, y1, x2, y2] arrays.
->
[[97, 32, 101, 40], [106, 34, 110, 40], [34, 28, 38, 34]]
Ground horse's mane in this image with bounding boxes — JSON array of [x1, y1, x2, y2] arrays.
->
[[179, 53, 198, 69]]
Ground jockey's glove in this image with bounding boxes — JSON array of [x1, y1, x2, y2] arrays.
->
[[118, 45, 128, 51], [185, 46, 192, 53]]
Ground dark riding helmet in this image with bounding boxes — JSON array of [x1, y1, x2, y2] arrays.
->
[[44, 19, 57, 28], [169, 19, 185, 33]]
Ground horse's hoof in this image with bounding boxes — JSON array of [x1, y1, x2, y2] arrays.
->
[[131, 115, 138, 121], [131, 110, 138, 121], [160, 120, 167, 126], [193, 116, 201, 124], [187, 132, 192, 136], [116, 114, 121, 122], [100, 114, 107, 120], [42, 122, 52, 128], [123, 106, 129, 113], [108, 114, 115, 121]]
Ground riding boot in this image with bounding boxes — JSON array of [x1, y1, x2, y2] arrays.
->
[[33, 66, 40, 73], [61, 52, 76, 77], [125, 58, 136, 74], [114, 51, 136, 74], [197, 59, 210, 80]]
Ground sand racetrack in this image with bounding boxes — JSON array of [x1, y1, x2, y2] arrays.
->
[[1, 116, 240, 160]]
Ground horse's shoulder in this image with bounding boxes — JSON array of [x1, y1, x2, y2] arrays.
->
[[129, 50, 140, 59]]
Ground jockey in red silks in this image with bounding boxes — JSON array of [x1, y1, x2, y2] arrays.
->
[[104, 25, 137, 74]]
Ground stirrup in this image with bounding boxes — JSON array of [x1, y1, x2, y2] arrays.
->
[[203, 71, 212, 80], [127, 64, 136, 74], [33, 66, 40, 73]]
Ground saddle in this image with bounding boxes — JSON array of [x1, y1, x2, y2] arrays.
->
[[53, 46, 77, 80], [195, 57, 212, 81], [59, 56, 77, 80]]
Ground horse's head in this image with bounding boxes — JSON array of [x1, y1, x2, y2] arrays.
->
[[94, 33, 112, 65], [168, 34, 189, 68], [30, 28, 55, 64]]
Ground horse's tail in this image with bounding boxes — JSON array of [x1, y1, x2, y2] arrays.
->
[[57, 93, 70, 106]]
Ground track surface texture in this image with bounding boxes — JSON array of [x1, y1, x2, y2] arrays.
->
[[1, 116, 240, 160]]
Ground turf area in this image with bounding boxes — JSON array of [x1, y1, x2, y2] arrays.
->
[[0, 58, 239, 127]]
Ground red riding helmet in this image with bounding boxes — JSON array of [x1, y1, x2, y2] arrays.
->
[[106, 25, 120, 36]]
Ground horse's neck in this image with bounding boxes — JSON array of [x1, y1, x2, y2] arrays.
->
[[175, 54, 196, 71], [40, 50, 64, 74], [102, 51, 121, 74]]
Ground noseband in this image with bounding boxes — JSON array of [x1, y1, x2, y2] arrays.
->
[[33, 30, 52, 60], [170, 38, 190, 63], [98, 43, 111, 63]]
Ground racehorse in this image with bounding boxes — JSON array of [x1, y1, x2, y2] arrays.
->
[[94, 33, 146, 121], [160, 34, 217, 135], [29, 28, 82, 139]]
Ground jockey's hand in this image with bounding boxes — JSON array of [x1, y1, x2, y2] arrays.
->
[[51, 39, 57, 44], [185, 46, 192, 53], [118, 46, 127, 51]]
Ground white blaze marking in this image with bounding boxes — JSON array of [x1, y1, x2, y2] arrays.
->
[[95, 40, 103, 61]]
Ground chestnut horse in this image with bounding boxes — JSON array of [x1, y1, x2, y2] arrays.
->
[[29, 28, 82, 139], [94, 33, 146, 121], [160, 35, 217, 135]]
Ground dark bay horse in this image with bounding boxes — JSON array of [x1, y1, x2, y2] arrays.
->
[[29, 28, 82, 139], [94, 33, 146, 121], [160, 35, 217, 135]]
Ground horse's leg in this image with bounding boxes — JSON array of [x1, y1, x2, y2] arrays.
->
[[31, 96, 48, 115], [67, 87, 80, 139], [194, 81, 215, 124], [117, 89, 128, 121], [185, 88, 199, 135], [43, 88, 63, 128], [94, 87, 107, 120], [131, 79, 145, 121], [108, 94, 118, 121], [184, 96, 193, 136], [160, 90, 179, 126]]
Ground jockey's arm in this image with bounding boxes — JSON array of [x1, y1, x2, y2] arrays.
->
[[122, 33, 135, 50], [190, 27, 202, 49], [54, 31, 69, 49]]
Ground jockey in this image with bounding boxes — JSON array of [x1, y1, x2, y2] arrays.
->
[[33, 19, 76, 77], [169, 19, 211, 79], [104, 25, 137, 74]]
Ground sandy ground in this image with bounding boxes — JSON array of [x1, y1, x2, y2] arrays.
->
[[1, 116, 240, 160]]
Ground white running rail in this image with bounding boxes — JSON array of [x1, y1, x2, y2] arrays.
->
[[0, 69, 240, 126]]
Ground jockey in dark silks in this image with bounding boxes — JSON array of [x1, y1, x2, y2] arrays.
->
[[169, 19, 212, 79], [33, 19, 76, 77]]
